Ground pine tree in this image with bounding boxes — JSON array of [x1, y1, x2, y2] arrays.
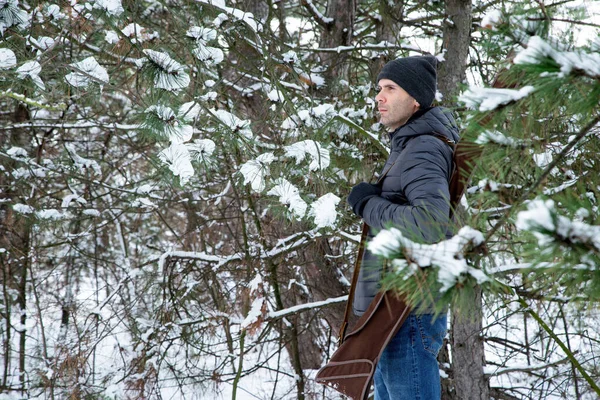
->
[[1, 0, 598, 398]]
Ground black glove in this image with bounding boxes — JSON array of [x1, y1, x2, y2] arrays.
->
[[347, 182, 381, 216]]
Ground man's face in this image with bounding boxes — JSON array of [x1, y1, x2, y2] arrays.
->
[[375, 79, 420, 131]]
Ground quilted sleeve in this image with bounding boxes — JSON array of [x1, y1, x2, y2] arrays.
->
[[360, 136, 452, 243]]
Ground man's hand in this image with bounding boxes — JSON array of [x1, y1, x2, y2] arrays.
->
[[347, 182, 381, 216]]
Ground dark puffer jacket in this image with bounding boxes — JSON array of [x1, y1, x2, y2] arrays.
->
[[353, 106, 460, 315]]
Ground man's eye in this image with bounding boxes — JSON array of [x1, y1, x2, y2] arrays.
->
[[375, 86, 381, 92]]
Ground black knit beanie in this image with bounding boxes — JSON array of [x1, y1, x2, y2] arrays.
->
[[376, 55, 438, 108]]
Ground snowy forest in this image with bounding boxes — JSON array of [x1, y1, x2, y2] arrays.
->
[[1, 0, 600, 399]]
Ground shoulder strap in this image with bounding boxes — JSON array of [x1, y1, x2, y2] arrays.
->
[[428, 133, 484, 221]]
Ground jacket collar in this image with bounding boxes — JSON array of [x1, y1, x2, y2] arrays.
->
[[388, 106, 460, 144]]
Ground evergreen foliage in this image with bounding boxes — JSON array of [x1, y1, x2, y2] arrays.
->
[[0, 0, 599, 398]]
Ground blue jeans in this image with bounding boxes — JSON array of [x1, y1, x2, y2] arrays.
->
[[374, 312, 447, 400]]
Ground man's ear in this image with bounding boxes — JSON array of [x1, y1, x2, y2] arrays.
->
[[413, 99, 420, 111]]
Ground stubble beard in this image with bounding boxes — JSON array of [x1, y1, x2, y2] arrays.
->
[[380, 109, 412, 131]]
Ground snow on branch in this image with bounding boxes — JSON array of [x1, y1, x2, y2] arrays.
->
[[268, 295, 347, 319], [0, 48, 17, 68], [5, 121, 140, 131], [239, 152, 276, 192], [516, 199, 600, 252], [514, 36, 600, 78], [65, 143, 102, 175], [475, 130, 529, 147], [196, 0, 261, 33], [157, 230, 326, 271], [300, 0, 334, 28], [65, 56, 109, 88], [284, 140, 330, 171], [309, 193, 340, 229], [267, 178, 307, 220], [369, 226, 488, 293], [178, 295, 348, 328], [460, 86, 535, 112], [93, 0, 124, 17], [142, 49, 190, 91], [16, 61, 44, 90]]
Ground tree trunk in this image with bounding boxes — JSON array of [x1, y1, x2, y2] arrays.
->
[[370, 1, 405, 80], [437, 0, 472, 105], [437, 1, 488, 399], [451, 285, 489, 399], [0, 102, 32, 393], [318, 0, 356, 88]]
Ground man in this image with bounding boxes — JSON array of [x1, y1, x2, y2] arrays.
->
[[347, 55, 460, 400]]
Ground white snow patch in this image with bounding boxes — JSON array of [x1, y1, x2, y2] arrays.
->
[[65, 143, 102, 175], [35, 209, 64, 220], [121, 23, 159, 43], [178, 101, 202, 121], [187, 139, 216, 164], [239, 153, 276, 193], [83, 209, 102, 217], [282, 50, 299, 64], [309, 193, 340, 229], [105, 30, 120, 44], [211, 109, 253, 138], [158, 143, 195, 185], [516, 199, 600, 252], [7, 146, 28, 158], [284, 140, 330, 171], [0, 48, 17, 69], [65, 57, 109, 88], [16, 61, 45, 90], [145, 104, 193, 144], [476, 130, 523, 147], [481, 9, 503, 29], [13, 204, 35, 214], [532, 150, 553, 169], [93, 0, 124, 16], [198, 0, 261, 33], [514, 36, 600, 78], [143, 49, 190, 91], [267, 88, 285, 102], [267, 178, 307, 220], [369, 226, 488, 293], [460, 86, 535, 112]]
